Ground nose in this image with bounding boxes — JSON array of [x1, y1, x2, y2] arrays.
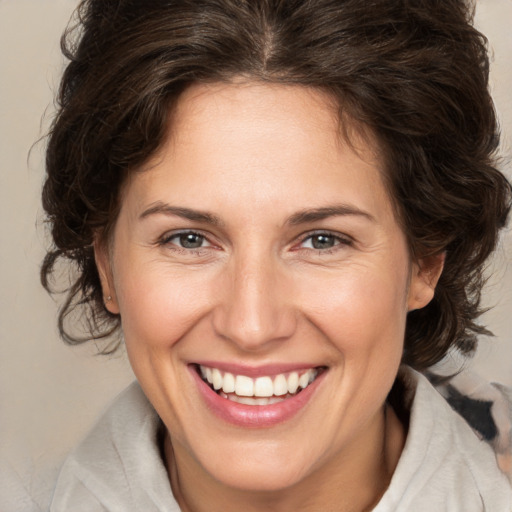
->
[[212, 251, 297, 352]]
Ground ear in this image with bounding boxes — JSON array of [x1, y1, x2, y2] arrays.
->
[[93, 237, 120, 315], [407, 252, 445, 312]]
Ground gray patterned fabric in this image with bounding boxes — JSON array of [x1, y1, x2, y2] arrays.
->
[[429, 368, 512, 481]]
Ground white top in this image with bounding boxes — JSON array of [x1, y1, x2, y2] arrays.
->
[[50, 369, 512, 511]]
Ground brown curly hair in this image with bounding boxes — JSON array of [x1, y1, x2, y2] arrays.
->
[[41, 0, 511, 368]]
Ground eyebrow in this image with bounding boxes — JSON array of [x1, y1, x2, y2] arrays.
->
[[287, 205, 375, 225], [140, 201, 374, 227], [139, 202, 224, 226]]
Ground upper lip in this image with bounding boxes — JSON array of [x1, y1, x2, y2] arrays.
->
[[191, 361, 325, 378]]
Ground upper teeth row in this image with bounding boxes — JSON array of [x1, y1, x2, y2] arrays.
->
[[199, 366, 318, 397]]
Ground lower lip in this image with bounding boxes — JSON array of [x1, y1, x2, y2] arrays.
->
[[190, 366, 326, 428]]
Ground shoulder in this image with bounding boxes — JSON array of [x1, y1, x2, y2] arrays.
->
[[50, 382, 178, 512], [376, 367, 512, 512]]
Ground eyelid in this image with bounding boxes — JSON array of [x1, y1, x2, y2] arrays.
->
[[156, 228, 353, 253], [158, 229, 213, 249], [294, 230, 354, 250], [300, 229, 353, 242]]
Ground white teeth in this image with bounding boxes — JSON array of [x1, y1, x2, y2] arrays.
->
[[287, 372, 299, 394], [298, 372, 309, 389], [222, 372, 235, 393], [273, 374, 288, 396], [212, 368, 223, 390], [199, 365, 319, 402], [254, 376, 273, 397], [235, 375, 254, 397]]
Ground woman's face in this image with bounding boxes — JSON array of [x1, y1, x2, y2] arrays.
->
[[97, 82, 435, 493]]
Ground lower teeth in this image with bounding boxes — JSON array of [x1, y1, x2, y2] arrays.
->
[[218, 390, 296, 405], [217, 390, 297, 405]]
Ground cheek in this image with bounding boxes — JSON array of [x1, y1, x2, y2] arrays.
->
[[296, 264, 409, 356], [114, 261, 213, 350]]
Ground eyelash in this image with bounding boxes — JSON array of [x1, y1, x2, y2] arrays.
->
[[157, 230, 212, 253], [295, 230, 354, 254], [157, 229, 353, 255]]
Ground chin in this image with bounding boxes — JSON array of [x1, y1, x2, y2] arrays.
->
[[186, 435, 323, 494], [208, 459, 309, 493]]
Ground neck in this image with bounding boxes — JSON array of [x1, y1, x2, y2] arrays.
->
[[165, 404, 405, 512]]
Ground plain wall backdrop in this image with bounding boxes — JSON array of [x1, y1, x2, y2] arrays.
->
[[0, 1, 511, 510]]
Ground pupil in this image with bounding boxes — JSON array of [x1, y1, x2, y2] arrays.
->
[[312, 234, 334, 249], [180, 233, 203, 249]]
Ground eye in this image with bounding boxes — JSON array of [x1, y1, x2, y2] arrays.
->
[[299, 232, 352, 251], [303, 233, 337, 250], [161, 231, 211, 250]]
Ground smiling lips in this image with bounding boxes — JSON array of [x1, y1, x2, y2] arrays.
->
[[199, 364, 319, 405]]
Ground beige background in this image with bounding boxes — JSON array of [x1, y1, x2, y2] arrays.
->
[[0, 1, 511, 510]]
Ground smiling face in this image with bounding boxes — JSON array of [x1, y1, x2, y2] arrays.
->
[[96, 82, 437, 507]]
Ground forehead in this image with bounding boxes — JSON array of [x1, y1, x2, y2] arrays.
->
[[168, 81, 379, 162], [122, 81, 394, 226]]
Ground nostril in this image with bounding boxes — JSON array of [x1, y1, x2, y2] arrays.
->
[[211, 308, 298, 351]]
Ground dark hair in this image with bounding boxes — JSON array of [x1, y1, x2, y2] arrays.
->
[[42, 0, 511, 368]]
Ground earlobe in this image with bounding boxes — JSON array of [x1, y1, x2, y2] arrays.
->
[[93, 237, 120, 315], [407, 252, 445, 312]]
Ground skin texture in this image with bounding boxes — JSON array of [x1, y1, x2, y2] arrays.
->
[[96, 82, 442, 511]]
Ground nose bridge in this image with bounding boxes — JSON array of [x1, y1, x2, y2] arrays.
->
[[213, 245, 296, 350]]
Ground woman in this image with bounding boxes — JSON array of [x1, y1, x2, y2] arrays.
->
[[42, 0, 512, 510]]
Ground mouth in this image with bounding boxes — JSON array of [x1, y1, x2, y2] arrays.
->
[[194, 364, 325, 406]]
